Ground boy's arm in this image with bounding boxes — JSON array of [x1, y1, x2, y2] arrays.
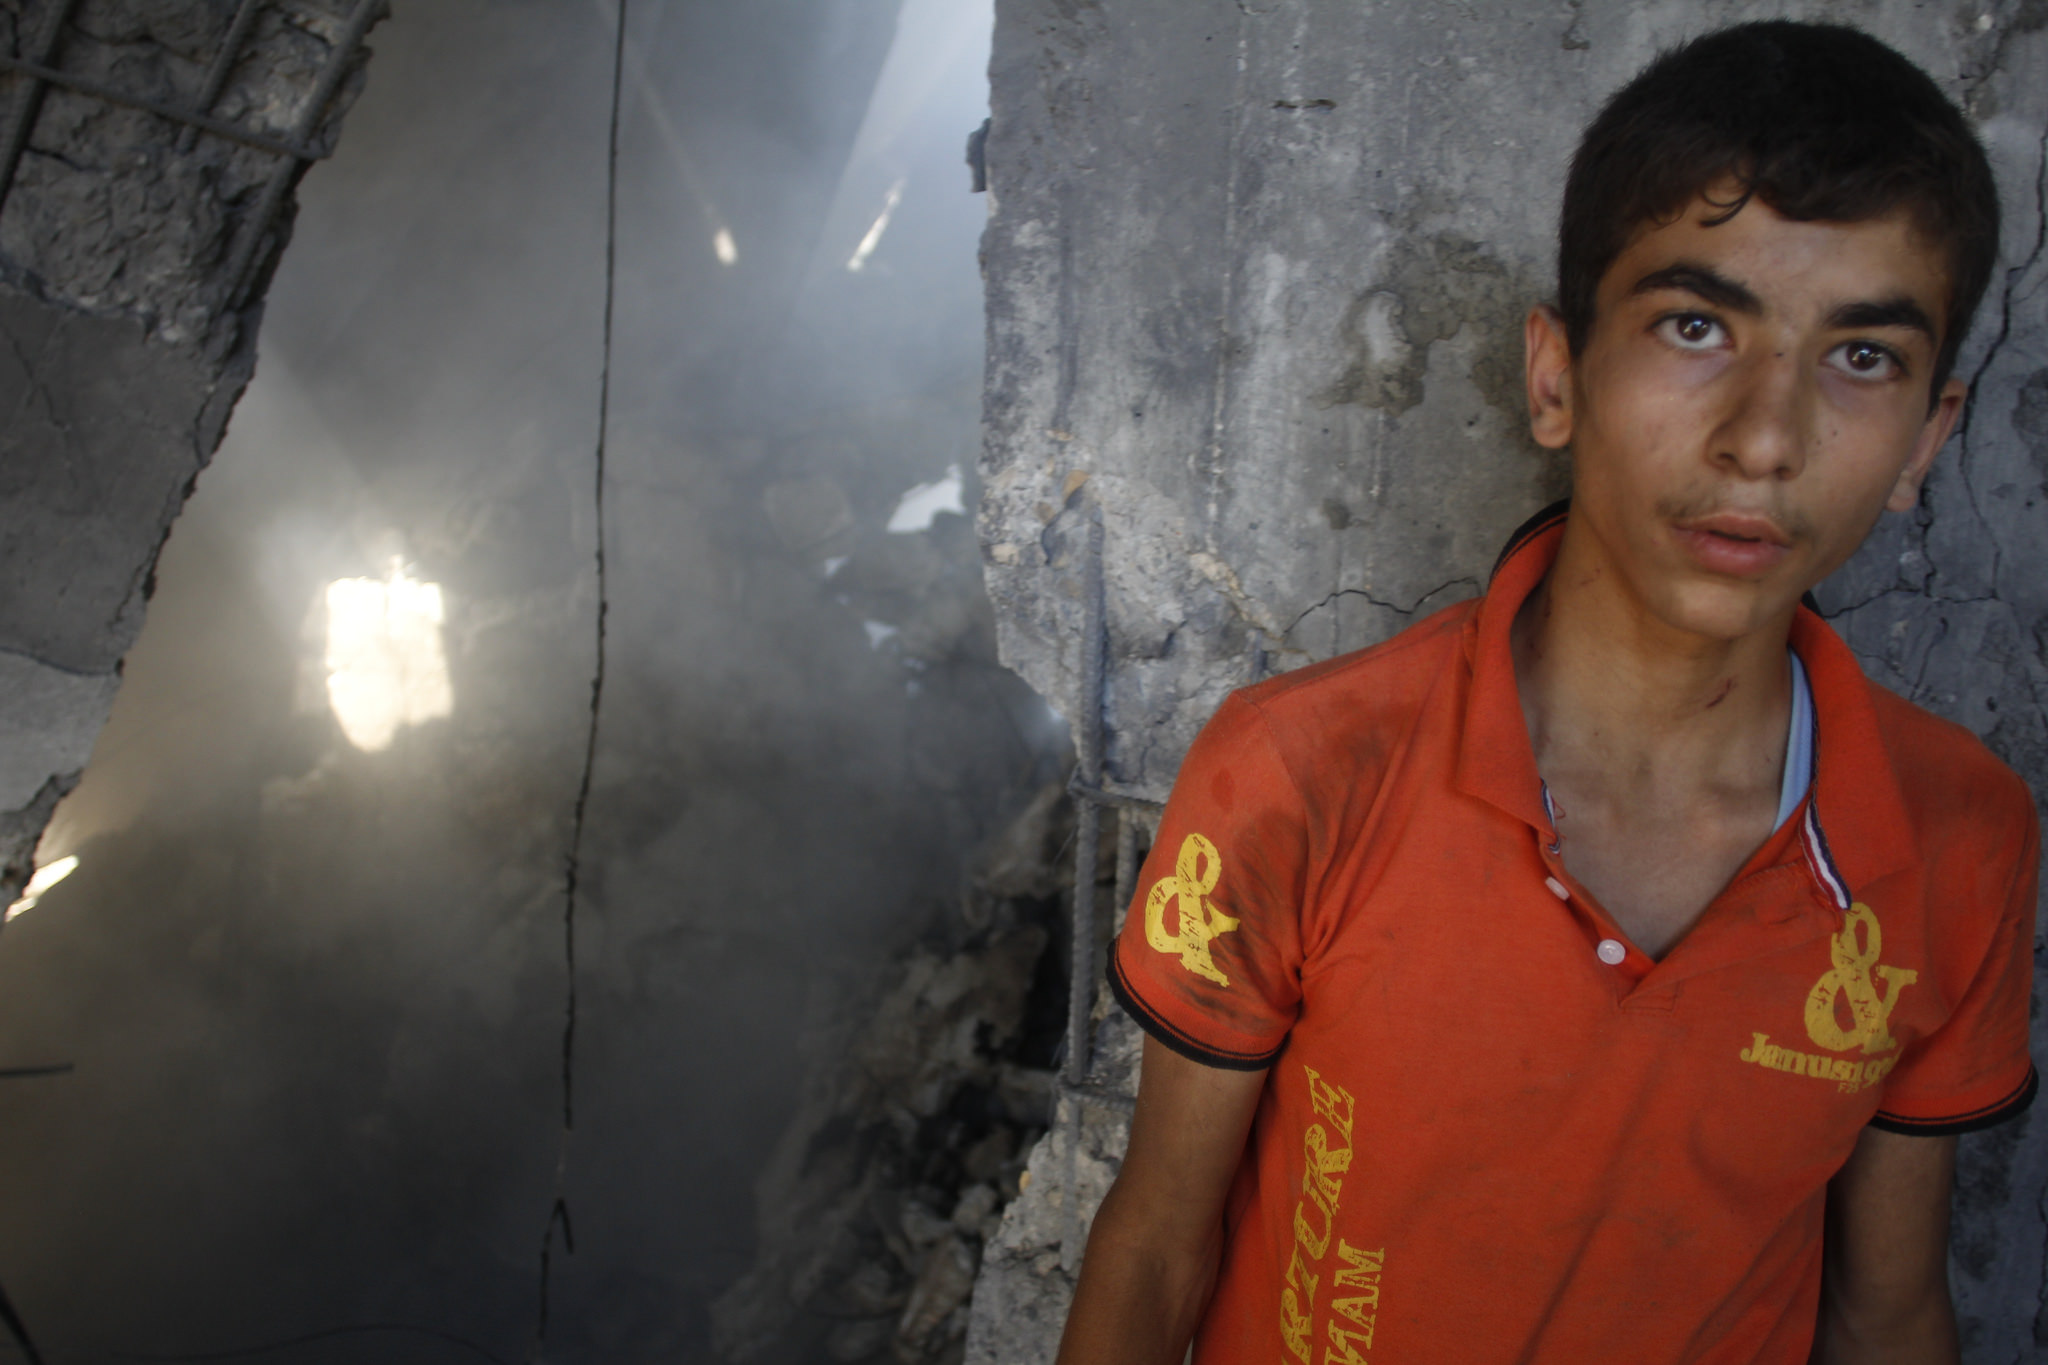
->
[[1810, 1126, 1960, 1365], [1055, 1036, 1267, 1365]]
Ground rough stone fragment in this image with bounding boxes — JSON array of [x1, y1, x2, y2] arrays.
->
[[962, 1009, 1138, 1365], [710, 785, 1072, 1364], [0, 654, 120, 809], [0, 296, 219, 672]]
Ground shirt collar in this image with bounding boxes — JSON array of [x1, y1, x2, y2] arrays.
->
[[1788, 600, 1918, 894], [1453, 503, 1563, 834], [1454, 501, 1918, 898]]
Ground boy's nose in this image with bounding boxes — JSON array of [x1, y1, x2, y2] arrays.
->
[[1712, 353, 1810, 481]]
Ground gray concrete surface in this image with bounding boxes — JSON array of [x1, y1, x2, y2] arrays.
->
[[968, 3, 2048, 1361], [0, 0, 376, 897]]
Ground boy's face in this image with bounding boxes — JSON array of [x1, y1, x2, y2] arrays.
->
[[1525, 186, 1966, 644]]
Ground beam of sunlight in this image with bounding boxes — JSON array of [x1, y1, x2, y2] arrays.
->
[[6, 854, 78, 921], [613, 10, 740, 274], [324, 562, 454, 752], [845, 178, 905, 272], [886, 463, 964, 533]]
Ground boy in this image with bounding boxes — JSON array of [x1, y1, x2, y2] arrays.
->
[[1058, 21, 2038, 1365]]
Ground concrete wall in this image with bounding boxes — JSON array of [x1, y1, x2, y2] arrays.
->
[[969, 2, 2048, 1360], [0, 0, 376, 897]]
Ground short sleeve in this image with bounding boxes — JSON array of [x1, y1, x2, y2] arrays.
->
[[1871, 799, 2040, 1135], [1108, 693, 1311, 1070]]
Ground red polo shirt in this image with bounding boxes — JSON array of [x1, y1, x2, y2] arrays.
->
[[1108, 507, 2039, 1365]]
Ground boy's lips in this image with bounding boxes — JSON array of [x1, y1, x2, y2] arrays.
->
[[1670, 512, 1793, 576]]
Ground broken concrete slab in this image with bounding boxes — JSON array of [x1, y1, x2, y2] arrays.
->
[[0, 0, 380, 899]]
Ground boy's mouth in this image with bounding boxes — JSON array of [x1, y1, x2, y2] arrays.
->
[[1675, 512, 1792, 546], [1671, 512, 1792, 575]]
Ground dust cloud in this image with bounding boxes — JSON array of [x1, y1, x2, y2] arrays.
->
[[0, 1, 1059, 1360]]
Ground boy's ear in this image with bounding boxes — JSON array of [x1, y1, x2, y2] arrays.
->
[[1886, 376, 1967, 512], [1525, 305, 1574, 450]]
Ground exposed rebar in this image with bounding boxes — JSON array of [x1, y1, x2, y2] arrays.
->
[[222, 0, 384, 308], [0, 52, 315, 161], [1065, 505, 1106, 1088], [0, 0, 82, 220], [177, 0, 267, 153], [1066, 776, 1162, 816], [1112, 811, 1139, 936]]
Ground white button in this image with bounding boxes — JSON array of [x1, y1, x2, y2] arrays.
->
[[1544, 876, 1570, 900], [1596, 938, 1627, 965]]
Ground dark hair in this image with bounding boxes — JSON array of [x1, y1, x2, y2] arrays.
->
[[1558, 21, 2000, 397]]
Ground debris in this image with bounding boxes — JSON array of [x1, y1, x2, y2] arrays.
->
[[709, 784, 1076, 1364]]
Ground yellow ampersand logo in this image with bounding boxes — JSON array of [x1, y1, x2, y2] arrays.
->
[[1145, 832, 1240, 987], [1804, 902, 1918, 1055]]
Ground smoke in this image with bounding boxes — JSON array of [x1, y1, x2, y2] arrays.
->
[[0, 1, 1057, 1360]]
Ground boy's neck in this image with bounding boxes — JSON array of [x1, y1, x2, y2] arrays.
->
[[1509, 518, 1798, 956], [1511, 524, 1796, 783]]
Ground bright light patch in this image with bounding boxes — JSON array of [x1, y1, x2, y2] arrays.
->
[[822, 556, 850, 578], [713, 227, 738, 265], [7, 854, 77, 921], [886, 464, 965, 533], [846, 179, 906, 272], [863, 620, 899, 650], [325, 564, 454, 752]]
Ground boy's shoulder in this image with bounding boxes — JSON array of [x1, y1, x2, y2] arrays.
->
[[1219, 593, 1480, 756], [1863, 675, 2037, 838], [1792, 606, 2036, 897]]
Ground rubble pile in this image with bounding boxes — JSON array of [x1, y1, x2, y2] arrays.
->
[[961, 1002, 1141, 1365], [710, 784, 1078, 1365]]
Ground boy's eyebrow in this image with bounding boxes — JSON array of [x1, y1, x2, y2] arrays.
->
[[1629, 266, 1940, 342], [1826, 297, 1938, 340], [1628, 263, 1761, 314]]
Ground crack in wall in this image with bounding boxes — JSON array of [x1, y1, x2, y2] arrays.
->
[[1825, 586, 2006, 617], [1281, 576, 1478, 641], [0, 642, 113, 680], [0, 314, 63, 437], [1952, 116, 2048, 597]]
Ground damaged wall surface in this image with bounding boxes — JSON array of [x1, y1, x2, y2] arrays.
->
[[970, 2, 2048, 1362], [0, 0, 378, 899]]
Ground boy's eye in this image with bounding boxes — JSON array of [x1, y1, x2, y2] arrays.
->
[[1655, 313, 1726, 350], [1827, 340, 1903, 381]]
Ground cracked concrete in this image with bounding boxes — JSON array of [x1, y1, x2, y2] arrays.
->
[[0, 0, 378, 902], [1283, 575, 1481, 644], [972, 3, 2048, 1359]]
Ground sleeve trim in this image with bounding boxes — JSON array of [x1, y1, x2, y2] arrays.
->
[[1870, 1064, 2038, 1137], [1107, 941, 1282, 1073]]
